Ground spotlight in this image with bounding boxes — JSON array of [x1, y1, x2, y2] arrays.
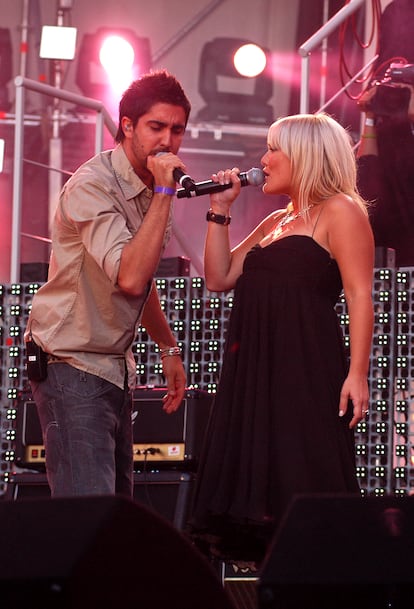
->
[[76, 27, 151, 111], [99, 35, 136, 96], [197, 37, 273, 125], [234, 43, 267, 78], [0, 28, 12, 111], [39, 25, 77, 60]]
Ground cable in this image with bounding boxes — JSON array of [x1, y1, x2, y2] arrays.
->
[[337, 0, 382, 100], [137, 447, 162, 513]]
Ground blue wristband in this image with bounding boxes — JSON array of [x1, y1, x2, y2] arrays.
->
[[154, 185, 176, 196]]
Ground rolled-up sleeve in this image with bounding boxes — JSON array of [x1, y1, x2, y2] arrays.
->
[[61, 176, 133, 285]]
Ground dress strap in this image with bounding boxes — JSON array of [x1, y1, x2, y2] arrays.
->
[[311, 205, 324, 238]]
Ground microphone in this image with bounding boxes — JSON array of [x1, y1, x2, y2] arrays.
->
[[176, 168, 265, 198], [155, 152, 196, 192], [173, 168, 196, 193]]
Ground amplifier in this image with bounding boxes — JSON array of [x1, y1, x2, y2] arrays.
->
[[132, 387, 212, 468], [14, 388, 212, 471], [14, 397, 45, 470]]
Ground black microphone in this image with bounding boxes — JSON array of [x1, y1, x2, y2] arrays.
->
[[173, 168, 196, 192], [176, 168, 265, 199], [155, 152, 196, 192]]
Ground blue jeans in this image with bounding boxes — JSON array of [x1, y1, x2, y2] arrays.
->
[[30, 362, 133, 498]]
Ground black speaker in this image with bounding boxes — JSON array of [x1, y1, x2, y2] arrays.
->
[[258, 494, 414, 609], [375, 246, 396, 268], [133, 470, 194, 529], [0, 495, 236, 609], [20, 262, 49, 282], [6, 471, 194, 530], [3, 473, 50, 500], [155, 256, 190, 277]]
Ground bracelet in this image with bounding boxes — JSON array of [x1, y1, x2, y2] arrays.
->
[[365, 117, 375, 127], [160, 346, 182, 359], [154, 185, 176, 196], [361, 133, 377, 139], [206, 209, 231, 225]]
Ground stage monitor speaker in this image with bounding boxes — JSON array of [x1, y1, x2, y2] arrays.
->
[[258, 494, 414, 609], [0, 495, 236, 609]]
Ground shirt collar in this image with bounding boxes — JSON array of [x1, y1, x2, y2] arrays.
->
[[111, 144, 151, 201]]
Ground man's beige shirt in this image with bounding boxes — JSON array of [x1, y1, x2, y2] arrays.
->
[[27, 144, 172, 389]]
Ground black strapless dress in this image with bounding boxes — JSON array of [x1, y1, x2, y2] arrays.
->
[[190, 236, 360, 563]]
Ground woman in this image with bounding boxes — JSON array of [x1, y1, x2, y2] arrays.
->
[[190, 113, 374, 567]]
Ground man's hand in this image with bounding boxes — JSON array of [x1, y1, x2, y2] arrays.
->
[[161, 355, 186, 414]]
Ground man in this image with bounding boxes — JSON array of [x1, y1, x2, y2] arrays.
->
[[356, 0, 414, 267], [25, 70, 189, 498]]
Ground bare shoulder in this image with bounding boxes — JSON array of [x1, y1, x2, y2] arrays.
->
[[319, 195, 370, 238], [322, 194, 373, 261], [322, 194, 367, 219], [315, 194, 372, 258]]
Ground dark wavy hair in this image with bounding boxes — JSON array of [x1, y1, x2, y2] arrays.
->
[[115, 69, 191, 142]]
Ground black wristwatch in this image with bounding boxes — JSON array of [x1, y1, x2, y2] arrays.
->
[[206, 209, 231, 225]]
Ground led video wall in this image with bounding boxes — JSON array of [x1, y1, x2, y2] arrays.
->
[[1, 269, 413, 498]]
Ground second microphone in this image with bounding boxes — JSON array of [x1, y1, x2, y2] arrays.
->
[[176, 168, 265, 199]]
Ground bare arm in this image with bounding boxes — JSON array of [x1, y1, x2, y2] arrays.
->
[[117, 153, 181, 296], [141, 281, 186, 413], [203, 168, 282, 292], [357, 117, 378, 158], [356, 87, 378, 159], [327, 196, 375, 428]]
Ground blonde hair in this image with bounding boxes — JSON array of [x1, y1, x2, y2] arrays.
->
[[267, 113, 368, 215]]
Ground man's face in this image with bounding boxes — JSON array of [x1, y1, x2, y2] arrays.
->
[[122, 102, 187, 181]]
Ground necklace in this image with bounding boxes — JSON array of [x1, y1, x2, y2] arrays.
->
[[278, 203, 315, 228], [271, 203, 315, 239]]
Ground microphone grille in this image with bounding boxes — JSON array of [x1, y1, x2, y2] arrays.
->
[[247, 167, 265, 186]]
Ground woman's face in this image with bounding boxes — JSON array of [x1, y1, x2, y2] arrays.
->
[[260, 144, 293, 197]]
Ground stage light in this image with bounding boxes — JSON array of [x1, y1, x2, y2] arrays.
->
[[76, 27, 151, 112], [197, 37, 273, 125], [233, 43, 267, 77], [99, 35, 135, 97], [39, 25, 77, 60], [0, 28, 12, 111]]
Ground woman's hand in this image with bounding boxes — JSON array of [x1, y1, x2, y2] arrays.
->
[[209, 167, 242, 215], [338, 373, 370, 429]]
